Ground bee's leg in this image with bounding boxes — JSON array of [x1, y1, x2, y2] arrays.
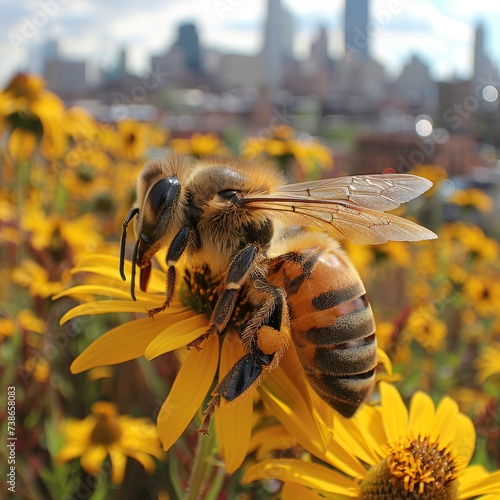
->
[[192, 245, 259, 348], [198, 283, 289, 434], [147, 225, 191, 317]]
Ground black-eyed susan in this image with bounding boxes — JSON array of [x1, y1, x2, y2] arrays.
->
[[448, 188, 494, 213], [243, 382, 500, 499], [12, 260, 68, 298], [240, 125, 333, 180], [409, 164, 447, 195], [0, 73, 66, 160], [403, 305, 448, 352], [476, 343, 500, 383], [463, 274, 500, 319], [56, 401, 164, 484], [169, 132, 228, 157], [55, 254, 325, 474]]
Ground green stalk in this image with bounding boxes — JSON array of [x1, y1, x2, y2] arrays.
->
[[185, 430, 217, 500]]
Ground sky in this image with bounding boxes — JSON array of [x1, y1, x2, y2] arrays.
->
[[1, 0, 500, 87]]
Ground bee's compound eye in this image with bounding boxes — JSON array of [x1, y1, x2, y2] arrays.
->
[[218, 189, 239, 200], [149, 176, 180, 213]]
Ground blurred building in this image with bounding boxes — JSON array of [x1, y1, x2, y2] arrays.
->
[[41, 39, 88, 99], [174, 23, 204, 72], [352, 130, 483, 176], [344, 0, 369, 59], [396, 55, 437, 114], [473, 22, 499, 83], [262, 0, 295, 91]]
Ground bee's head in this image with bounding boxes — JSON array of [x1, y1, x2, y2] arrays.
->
[[120, 157, 186, 297]]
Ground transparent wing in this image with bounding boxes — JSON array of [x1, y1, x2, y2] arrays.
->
[[269, 174, 433, 211], [240, 174, 436, 244]]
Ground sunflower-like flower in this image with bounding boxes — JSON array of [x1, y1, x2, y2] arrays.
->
[[476, 343, 500, 383], [56, 254, 391, 474], [56, 401, 164, 484], [243, 382, 500, 499], [241, 125, 333, 180], [0, 73, 66, 160], [448, 188, 494, 213], [169, 132, 229, 157]]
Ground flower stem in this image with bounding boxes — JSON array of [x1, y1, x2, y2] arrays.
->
[[185, 429, 217, 500]]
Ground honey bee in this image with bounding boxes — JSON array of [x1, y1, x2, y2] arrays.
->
[[120, 152, 436, 433]]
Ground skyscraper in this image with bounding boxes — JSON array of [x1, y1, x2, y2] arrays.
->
[[263, 0, 283, 88], [175, 23, 203, 72], [473, 22, 499, 83], [262, 0, 295, 89], [344, 0, 369, 58]]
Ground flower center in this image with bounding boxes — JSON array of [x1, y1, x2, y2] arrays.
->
[[89, 402, 123, 445], [179, 265, 255, 334], [359, 434, 459, 499]]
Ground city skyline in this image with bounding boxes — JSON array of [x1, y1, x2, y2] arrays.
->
[[2, 0, 500, 88]]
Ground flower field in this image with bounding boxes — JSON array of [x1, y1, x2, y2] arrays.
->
[[1, 73, 500, 499]]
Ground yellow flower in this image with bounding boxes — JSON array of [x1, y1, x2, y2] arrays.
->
[[476, 343, 500, 383], [448, 188, 494, 213], [241, 125, 333, 180], [409, 164, 447, 195], [0, 317, 15, 340], [12, 260, 67, 298], [55, 254, 321, 473], [20, 195, 107, 262], [243, 382, 500, 499], [24, 356, 50, 383], [115, 119, 151, 160], [0, 73, 66, 159], [18, 308, 46, 334], [403, 306, 448, 351], [463, 274, 500, 319], [169, 132, 228, 157], [56, 402, 164, 484]]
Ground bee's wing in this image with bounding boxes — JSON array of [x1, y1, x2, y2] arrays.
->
[[241, 174, 437, 244], [273, 174, 433, 211]]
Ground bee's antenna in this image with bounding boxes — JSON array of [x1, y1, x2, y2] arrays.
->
[[130, 237, 140, 301], [120, 208, 140, 281]]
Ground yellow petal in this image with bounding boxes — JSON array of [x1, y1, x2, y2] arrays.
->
[[145, 315, 209, 360], [376, 347, 392, 375], [214, 333, 252, 473], [459, 466, 500, 498], [242, 459, 357, 496], [408, 391, 435, 437], [261, 379, 366, 478], [157, 333, 219, 451], [380, 382, 408, 443], [71, 313, 194, 373], [56, 442, 87, 463], [127, 450, 157, 474], [60, 300, 187, 324], [72, 254, 165, 292], [282, 482, 325, 500], [451, 413, 476, 467], [249, 426, 296, 459], [248, 425, 296, 453], [109, 448, 127, 484], [53, 285, 133, 300], [429, 396, 458, 446], [333, 414, 380, 466], [80, 445, 108, 475], [351, 405, 386, 457]]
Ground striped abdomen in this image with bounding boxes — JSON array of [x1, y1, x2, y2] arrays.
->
[[267, 240, 377, 417]]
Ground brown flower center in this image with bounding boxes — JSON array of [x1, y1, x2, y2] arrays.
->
[[89, 403, 123, 445], [179, 265, 255, 333], [359, 435, 459, 499]]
